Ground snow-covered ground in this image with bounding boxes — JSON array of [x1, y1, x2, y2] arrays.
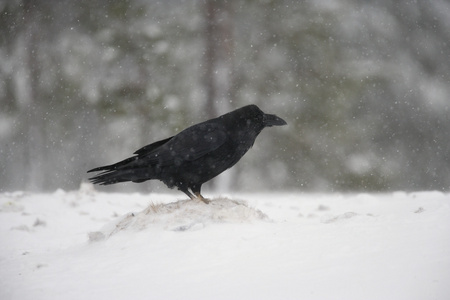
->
[[1, 184, 449, 300]]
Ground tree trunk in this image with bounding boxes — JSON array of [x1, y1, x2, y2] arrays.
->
[[203, 0, 236, 192]]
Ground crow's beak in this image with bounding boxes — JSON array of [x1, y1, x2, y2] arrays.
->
[[263, 114, 287, 127]]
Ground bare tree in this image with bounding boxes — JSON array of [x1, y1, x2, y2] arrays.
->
[[203, 0, 235, 118], [202, 0, 236, 192]]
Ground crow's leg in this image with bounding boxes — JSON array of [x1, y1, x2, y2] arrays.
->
[[194, 192, 210, 204], [191, 185, 210, 204], [180, 188, 196, 200]]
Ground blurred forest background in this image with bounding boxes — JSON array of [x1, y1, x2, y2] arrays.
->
[[1, 0, 449, 193]]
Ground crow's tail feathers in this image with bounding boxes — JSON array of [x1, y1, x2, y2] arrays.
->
[[87, 156, 138, 173], [88, 168, 149, 185], [87, 156, 153, 185]]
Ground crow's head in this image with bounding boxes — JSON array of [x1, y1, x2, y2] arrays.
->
[[239, 104, 287, 129]]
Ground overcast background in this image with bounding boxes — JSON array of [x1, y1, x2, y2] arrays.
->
[[1, 0, 449, 193]]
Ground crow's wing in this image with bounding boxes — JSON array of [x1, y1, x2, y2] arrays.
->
[[129, 122, 227, 168], [133, 136, 173, 156], [134, 122, 227, 166]]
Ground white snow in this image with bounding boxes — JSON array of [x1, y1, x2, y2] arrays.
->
[[1, 184, 449, 300]]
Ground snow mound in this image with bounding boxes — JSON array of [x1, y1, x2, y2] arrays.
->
[[89, 197, 268, 240], [321, 212, 360, 223]]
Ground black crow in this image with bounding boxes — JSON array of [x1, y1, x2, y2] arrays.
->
[[87, 104, 286, 203]]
